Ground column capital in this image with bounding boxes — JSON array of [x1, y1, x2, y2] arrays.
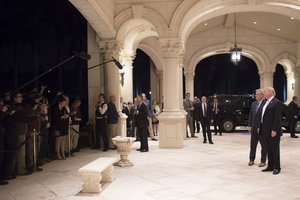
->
[[159, 38, 185, 59], [184, 71, 195, 81], [119, 50, 136, 67], [294, 67, 300, 78], [259, 71, 274, 78], [158, 70, 163, 80], [97, 39, 121, 59]]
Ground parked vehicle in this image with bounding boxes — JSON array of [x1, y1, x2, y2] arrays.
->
[[207, 94, 300, 132]]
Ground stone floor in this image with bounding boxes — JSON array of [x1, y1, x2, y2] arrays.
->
[[1, 131, 300, 200]]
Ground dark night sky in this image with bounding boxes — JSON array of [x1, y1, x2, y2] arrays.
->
[[0, 0, 87, 98], [194, 54, 260, 98], [0, 0, 287, 105]]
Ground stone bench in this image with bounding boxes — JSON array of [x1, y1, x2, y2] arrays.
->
[[78, 157, 117, 193]]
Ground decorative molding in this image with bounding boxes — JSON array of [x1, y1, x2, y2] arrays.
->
[[159, 38, 185, 59]]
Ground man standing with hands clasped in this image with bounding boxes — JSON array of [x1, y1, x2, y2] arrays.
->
[[248, 89, 267, 167], [259, 87, 282, 175], [135, 95, 149, 152]]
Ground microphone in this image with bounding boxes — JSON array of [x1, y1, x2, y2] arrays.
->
[[112, 56, 123, 70], [72, 51, 91, 60]]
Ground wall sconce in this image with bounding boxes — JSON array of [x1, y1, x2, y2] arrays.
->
[[292, 83, 295, 90], [120, 68, 125, 87]]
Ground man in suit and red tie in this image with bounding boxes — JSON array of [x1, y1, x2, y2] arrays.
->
[[247, 89, 267, 167], [198, 96, 213, 144], [259, 87, 283, 175]]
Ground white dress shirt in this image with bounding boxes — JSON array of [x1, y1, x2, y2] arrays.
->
[[261, 96, 274, 123]]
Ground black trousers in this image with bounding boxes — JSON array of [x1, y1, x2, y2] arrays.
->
[[193, 118, 200, 133], [201, 117, 212, 141], [213, 114, 222, 134], [289, 119, 297, 137], [138, 126, 148, 150], [249, 132, 267, 162], [263, 135, 281, 170], [95, 119, 109, 149]]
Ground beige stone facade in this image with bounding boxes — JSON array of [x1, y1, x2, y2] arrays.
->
[[70, 0, 300, 148]]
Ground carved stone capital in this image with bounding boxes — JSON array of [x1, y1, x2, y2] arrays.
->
[[97, 39, 121, 59], [184, 71, 195, 81], [119, 50, 136, 67], [159, 38, 185, 59]]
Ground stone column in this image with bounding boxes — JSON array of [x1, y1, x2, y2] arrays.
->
[[119, 50, 136, 103], [184, 71, 194, 99], [88, 26, 102, 122], [99, 40, 127, 137], [260, 71, 274, 89], [157, 39, 186, 148], [158, 70, 164, 109], [294, 68, 300, 99], [286, 72, 294, 103]]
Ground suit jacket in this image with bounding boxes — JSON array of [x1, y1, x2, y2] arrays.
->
[[198, 103, 212, 121], [248, 99, 266, 131], [193, 102, 201, 120], [183, 99, 193, 117], [122, 106, 134, 127], [260, 97, 283, 138], [288, 101, 299, 121], [135, 103, 148, 128]]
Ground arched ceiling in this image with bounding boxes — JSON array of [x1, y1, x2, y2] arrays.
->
[[189, 12, 300, 42]]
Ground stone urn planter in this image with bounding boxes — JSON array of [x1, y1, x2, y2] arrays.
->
[[112, 136, 135, 167]]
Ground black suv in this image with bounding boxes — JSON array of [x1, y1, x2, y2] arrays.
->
[[207, 95, 254, 132], [207, 94, 298, 132]]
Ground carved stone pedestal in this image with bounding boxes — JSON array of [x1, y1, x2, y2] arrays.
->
[[112, 137, 135, 167]]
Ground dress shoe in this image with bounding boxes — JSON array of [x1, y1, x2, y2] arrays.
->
[[103, 148, 109, 152], [262, 167, 274, 172], [291, 135, 298, 138], [273, 169, 281, 175], [3, 176, 16, 180], [151, 138, 158, 141], [219, 133, 222, 136], [191, 135, 198, 138], [248, 161, 254, 166], [209, 141, 214, 144], [0, 181, 8, 185], [203, 140, 207, 143], [140, 149, 149, 152], [214, 133, 217, 135], [109, 147, 117, 150], [186, 135, 190, 138], [136, 148, 141, 151], [258, 162, 266, 167], [134, 139, 140, 142], [18, 171, 32, 176]]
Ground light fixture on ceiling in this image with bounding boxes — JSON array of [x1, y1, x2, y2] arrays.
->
[[253, 21, 257, 24], [230, 13, 242, 65], [204, 23, 208, 26], [290, 17, 295, 20]]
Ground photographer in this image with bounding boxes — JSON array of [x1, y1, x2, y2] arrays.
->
[[0, 99, 8, 185]]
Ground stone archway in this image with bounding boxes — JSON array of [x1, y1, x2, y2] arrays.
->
[[172, 0, 300, 45], [116, 18, 159, 102], [184, 43, 269, 98], [271, 52, 297, 102]]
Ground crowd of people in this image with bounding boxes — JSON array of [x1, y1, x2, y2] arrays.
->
[[93, 93, 161, 153], [1, 86, 298, 186], [0, 86, 82, 185]]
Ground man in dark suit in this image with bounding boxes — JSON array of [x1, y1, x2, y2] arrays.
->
[[288, 96, 299, 138], [259, 87, 282, 175], [193, 97, 201, 134], [122, 102, 134, 137], [198, 96, 213, 144], [212, 97, 222, 136], [135, 95, 149, 152], [247, 89, 267, 167]]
